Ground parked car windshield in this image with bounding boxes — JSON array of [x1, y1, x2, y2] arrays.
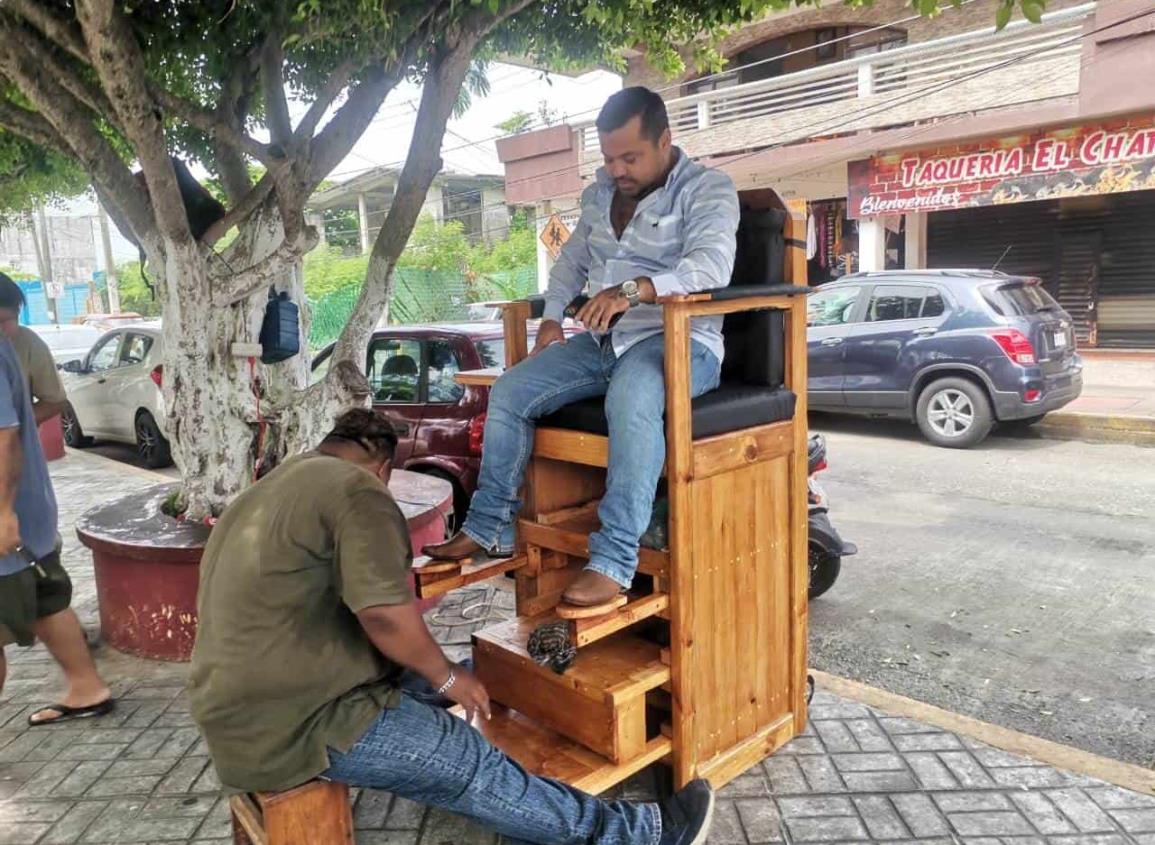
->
[[35, 327, 103, 352], [983, 282, 1061, 316]]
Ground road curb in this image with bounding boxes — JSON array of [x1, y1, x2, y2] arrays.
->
[[1037, 412, 1155, 446], [812, 670, 1155, 797]]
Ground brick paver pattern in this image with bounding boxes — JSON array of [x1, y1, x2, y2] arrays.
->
[[1, 453, 1153, 844]]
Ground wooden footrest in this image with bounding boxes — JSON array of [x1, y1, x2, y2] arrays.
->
[[413, 554, 527, 599], [453, 703, 671, 794], [474, 616, 670, 762], [556, 594, 628, 619], [519, 517, 669, 578]]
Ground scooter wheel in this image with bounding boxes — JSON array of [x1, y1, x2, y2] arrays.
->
[[808, 542, 842, 600]]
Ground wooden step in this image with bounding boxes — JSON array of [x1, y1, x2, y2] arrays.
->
[[413, 554, 527, 599], [519, 516, 669, 578], [455, 704, 672, 794], [474, 616, 670, 763]]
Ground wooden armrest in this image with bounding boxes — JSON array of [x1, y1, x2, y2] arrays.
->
[[455, 367, 502, 387]]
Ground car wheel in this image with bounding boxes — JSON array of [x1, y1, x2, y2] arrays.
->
[[808, 541, 841, 600], [916, 377, 994, 449], [61, 404, 93, 448], [135, 411, 173, 469]]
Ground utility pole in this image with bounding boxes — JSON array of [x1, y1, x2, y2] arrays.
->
[[34, 206, 59, 323], [97, 205, 121, 313]]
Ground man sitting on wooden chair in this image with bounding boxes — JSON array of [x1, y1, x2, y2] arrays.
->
[[189, 409, 715, 845], [426, 86, 740, 608]]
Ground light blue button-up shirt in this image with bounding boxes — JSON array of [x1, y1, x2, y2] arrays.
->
[[542, 147, 740, 363]]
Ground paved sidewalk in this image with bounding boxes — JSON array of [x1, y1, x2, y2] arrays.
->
[[1044, 356, 1155, 442], [2, 452, 1154, 845]]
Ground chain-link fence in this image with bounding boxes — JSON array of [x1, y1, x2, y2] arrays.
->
[[307, 265, 538, 350]]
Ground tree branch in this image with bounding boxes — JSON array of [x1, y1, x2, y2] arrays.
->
[[75, 0, 190, 244], [3, 0, 88, 63], [0, 20, 153, 243], [212, 227, 318, 307], [292, 59, 355, 145], [0, 96, 69, 153], [331, 42, 477, 366], [150, 86, 275, 166], [260, 25, 293, 149], [203, 172, 275, 246]]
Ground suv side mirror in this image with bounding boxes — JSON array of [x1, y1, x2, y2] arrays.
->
[[61, 359, 85, 374]]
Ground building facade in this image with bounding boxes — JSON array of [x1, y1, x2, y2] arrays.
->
[[497, 0, 1155, 348]]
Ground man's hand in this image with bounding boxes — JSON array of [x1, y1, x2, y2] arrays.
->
[[442, 665, 492, 724], [576, 286, 631, 333], [0, 508, 19, 557], [530, 319, 566, 356]]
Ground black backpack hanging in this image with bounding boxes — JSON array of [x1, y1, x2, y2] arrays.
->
[[259, 288, 300, 364]]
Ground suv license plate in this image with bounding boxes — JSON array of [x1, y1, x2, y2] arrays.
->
[[1053, 332, 1067, 348]]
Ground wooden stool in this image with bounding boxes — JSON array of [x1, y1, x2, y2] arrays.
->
[[230, 779, 354, 845]]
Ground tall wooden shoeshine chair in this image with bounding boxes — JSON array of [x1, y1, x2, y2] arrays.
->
[[413, 198, 810, 792]]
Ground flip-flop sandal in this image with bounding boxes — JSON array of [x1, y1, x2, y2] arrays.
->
[[27, 699, 115, 727]]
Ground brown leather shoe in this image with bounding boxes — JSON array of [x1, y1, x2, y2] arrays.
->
[[562, 570, 625, 607], [421, 532, 485, 561]]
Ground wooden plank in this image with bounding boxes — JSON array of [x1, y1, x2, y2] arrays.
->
[[415, 555, 527, 599], [525, 545, 543, 577], [690, 421, 793, 481], [455, 367, 502, 387], [783, 202, 810, 287], [473, 617, 670, 704], [613, 696, 647, 764], [502, 300, 531, 367], [230, 796, 268, 845], [460, 705, 672, 795], [735, 464, 760, 744], [533, 428, 610, 468], [523, 456, 605, 522], [664, 299, 696, 788], [515, 563, 583, 618], [787, 292, 810, 734], [572, 592, 669, 648], [474, 645, 620, 760], [536, 499, 602, 526], [697, 714, 795, 789], [519, 518, 669, 579], [660, 295, 797, 318], [718, 468, 741, 755]]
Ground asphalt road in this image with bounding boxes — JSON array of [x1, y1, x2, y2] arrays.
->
[[809, 413, 1155, 769]]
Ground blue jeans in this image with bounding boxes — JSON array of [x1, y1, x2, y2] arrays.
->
[[462, 332, 721, 588], [323, 672, 660, 845]]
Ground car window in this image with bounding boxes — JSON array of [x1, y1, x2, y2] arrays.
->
[[427, 339, 465, 404], [866, 285, 940, 322], [807, 286, 862, 327], [922, 292, 946, 318], [474, 339, 505, 369], [368, 338, 421, 403], [983, 283, 1061, 316], [121, 334, 154, 366], [88, 335, 123, 373]]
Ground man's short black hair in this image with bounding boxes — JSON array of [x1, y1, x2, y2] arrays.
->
[[0, 272, 26, 312], [596, 86, 669, 142], [323, 408, 398, 462]]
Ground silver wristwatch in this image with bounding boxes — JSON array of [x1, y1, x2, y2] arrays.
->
[[620, 279, 641, 307]]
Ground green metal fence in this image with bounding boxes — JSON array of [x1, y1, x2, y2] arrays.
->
[[307, 265, 538, 350]]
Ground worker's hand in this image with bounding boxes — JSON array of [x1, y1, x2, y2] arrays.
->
[[444, 666, 492, 724], [0, 509, 20, 557], [576, 286, 630, 333], [530, 320, 566, 356]]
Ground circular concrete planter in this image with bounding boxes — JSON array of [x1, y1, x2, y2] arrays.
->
[[76, 469, 453, 661]]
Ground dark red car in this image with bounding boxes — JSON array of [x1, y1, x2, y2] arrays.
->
[[313, 321, 559, 525]]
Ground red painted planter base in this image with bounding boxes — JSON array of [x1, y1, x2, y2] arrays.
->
[[76, 470, 453, 662]]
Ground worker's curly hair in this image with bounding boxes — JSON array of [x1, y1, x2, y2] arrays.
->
[[323, 408, 398, 462]]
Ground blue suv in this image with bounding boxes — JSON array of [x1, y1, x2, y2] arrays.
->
[[806, 270, 1084, 448]]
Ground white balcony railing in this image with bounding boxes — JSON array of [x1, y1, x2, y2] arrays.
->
[[576, 3, 1093, 161]]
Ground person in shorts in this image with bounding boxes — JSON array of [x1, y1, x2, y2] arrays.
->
[[0, 287, 113, 726]]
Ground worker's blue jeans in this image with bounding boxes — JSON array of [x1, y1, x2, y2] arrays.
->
[[461, 332, 721, 588]]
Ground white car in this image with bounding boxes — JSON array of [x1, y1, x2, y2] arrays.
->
[[59, 321, 172, 468], [29, 324, 107, 366]]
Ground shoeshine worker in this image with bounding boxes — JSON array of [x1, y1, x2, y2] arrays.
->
[[425, 86, 740, 608]]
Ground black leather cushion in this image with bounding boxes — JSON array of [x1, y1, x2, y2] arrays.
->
[[538, 386, 796, 440]]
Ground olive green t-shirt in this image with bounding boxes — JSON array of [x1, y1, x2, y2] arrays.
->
[[188, 451, 413, 793], [12, 327, 67, 405]]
